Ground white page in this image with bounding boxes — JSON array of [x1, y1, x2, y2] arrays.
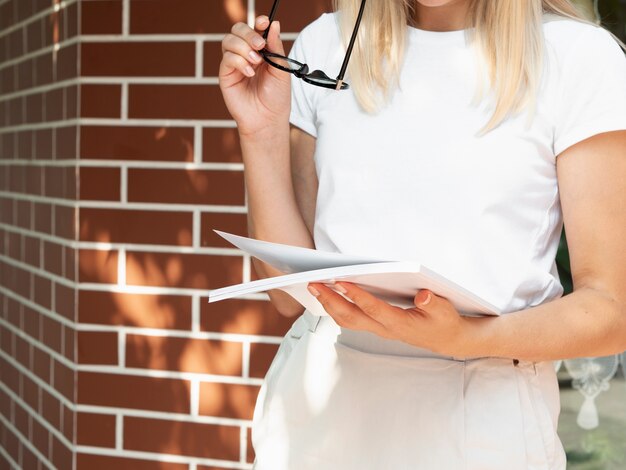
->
[[207, 243, 502, 317], [214, 229, 392, 273]]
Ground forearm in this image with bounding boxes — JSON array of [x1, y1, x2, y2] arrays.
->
[[460, 287, 626, 362], [240, 125, 314, 316]]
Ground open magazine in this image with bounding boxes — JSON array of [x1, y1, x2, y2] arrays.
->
[[207, 230, 501, 317]]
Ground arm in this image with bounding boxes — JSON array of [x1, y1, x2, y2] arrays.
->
[[242, 124, 318, 317], [461, 130, 626, 361]]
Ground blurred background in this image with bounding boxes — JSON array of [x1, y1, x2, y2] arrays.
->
[[0, 0, 624, 469]]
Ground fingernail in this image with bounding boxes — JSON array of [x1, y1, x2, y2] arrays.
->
[[244, 65, 255, 76], [421, 291, 432, 305], [334, 283, 347, 294], [249, 50, 262, 62], [253, 36, 265, 48], [307, 285, 320, 297]]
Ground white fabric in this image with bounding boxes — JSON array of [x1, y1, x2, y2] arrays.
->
[[252, 11, 626, 469], [288, 11, 626, 315]]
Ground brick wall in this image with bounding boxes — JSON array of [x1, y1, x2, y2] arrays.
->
[[0, 0, 330, 468]]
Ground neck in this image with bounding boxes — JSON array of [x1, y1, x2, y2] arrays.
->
[[411, 0, 471, 32]]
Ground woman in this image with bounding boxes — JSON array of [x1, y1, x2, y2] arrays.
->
[[219, 0, 626, 468]]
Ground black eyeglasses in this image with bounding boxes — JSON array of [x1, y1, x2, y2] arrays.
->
[[260, 0, 367, 90]]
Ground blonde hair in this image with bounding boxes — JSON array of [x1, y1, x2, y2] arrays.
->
[[332, 0, 626, 136]]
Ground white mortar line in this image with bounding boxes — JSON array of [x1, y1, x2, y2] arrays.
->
[[194, 123, 202, 163], [77, 404, 253, 428], [195, 38, 203, 78], [239, 426, 248, 463], [0, 160, 244, 171], [241, 342, 250, 379], [0, 118, 237, 132], [0, 443, 21, 469], [0, 379, 74, 451], [192, 209, 201, 248], [0, 37, 80, 73], [0, 413, 55, 470], [120, 165, 128, 202], [191, 293, 200, 333], [121, 82, 129, 119], [0, 0, 79, 40], [122, 0, 130, 36], [115, 412, 124, 450], [118, 330, 126, 367], [74, 446, 253, 469], [190, 378, 199, 416]]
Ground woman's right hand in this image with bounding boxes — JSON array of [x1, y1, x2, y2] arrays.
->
[[219, 16, 292, 136]]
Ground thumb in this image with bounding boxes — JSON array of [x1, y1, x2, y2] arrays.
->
[[266, 20, 285, 57], [414, 289, 434, 311]]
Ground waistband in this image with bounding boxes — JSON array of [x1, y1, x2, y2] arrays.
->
[[300, 310, 532, 371]]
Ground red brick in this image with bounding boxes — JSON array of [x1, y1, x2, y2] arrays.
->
[[23, 307, 41, 340], [46, 87, 64, 122], [79, 208, 193, 245], [198, 382, 260, 420], [33, 347, 50, 383], [26, 18, 44, 54], [77, 371, 190, 413], [124, 416, 240, 460], [56, 43, 78, 81], [77, 412, 116, 447], [42, 315, 63, 355], [55, 282, 76, 320], [63, 2, 78, 40], [80, 126, 194, 161], [22, 374, 39, 413], [77, 454, 188, 470], [81, 0, 122, 34], [15, 335, 31, 371], [128, 84, 229, 120], [80, 84, 121, 118], [125, 335, 243, 375], [249, 342, 280, 378], [34, 274, 52, 309], [41, 388, 61, 430], [127, 169, 245, 205], [82, 42, 195, 76], [78, 331, 118, 365], [126, 251, 243, 290], [54, 359, 75, 401], [200, 212, 247, 248], [51, 434, 72, 470], [55, 125, 78, 159], [79, 167, 120, 201], [64, 324, 75, 361], [34, 128, 52, 159], [201, 297, 293, 336], [130, 0, 246, 34], [18, 60, 34, 92], [78, 291, 192, 329], [66, 84, 78, 119], [32, 416, 50, 456], [62, 403, 75, 441], [35, 53, 53, 87], [54, 204, 77, 239], [78, 249, 118, 284], [202, 41, 222, 77], [43, 240, 62, 276]]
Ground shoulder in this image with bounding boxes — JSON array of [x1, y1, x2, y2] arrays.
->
[[542, 14, 625, 67]]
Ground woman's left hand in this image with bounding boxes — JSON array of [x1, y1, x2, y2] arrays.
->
[[307, 281, 475, 358]]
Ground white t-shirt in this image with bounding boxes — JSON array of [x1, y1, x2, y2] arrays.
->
[[287, 12, 626, 314]]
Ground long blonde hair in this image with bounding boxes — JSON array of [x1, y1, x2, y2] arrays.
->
[[332, 0, 626, 136]]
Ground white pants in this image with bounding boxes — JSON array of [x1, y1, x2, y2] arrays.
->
[[251, 310, 567, 470]]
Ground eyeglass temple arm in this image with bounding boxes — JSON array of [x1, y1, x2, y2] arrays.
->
[[262, 0, 281, 41], [336, 0, 367, 84]]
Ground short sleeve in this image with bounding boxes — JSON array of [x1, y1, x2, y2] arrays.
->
[[287, 28, 318, 138], [553, 26, 626, 157]]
